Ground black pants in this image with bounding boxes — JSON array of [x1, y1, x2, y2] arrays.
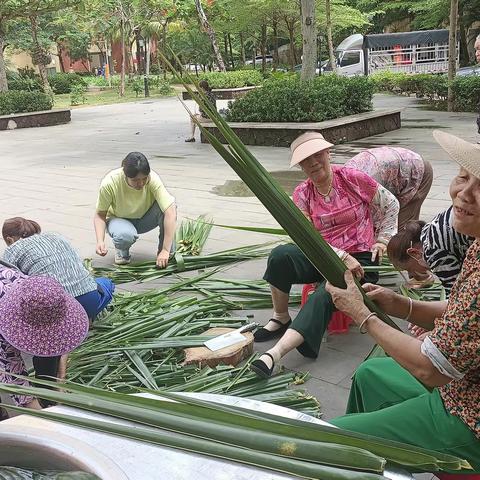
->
[[263, 244, 378, 358], [33, 355, 60, 408]]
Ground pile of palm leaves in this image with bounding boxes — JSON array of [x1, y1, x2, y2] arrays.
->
[[66, 272, 314, 414], [176, 215, 213, 255], [86, 243, 273, 284], [0, 379, 471, 479]]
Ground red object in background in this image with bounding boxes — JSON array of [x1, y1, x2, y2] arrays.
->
[[301, 284, 353, 334]]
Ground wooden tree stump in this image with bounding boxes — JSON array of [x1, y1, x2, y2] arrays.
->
[[183, 327, 254, 368]]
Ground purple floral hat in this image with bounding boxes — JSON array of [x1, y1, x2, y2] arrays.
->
[[0, 276, 89, 357]]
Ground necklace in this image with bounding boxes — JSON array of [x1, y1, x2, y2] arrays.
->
[[314, 172, 334, 202]]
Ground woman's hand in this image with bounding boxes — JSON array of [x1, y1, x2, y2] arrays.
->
[[96, 241, 107, 256], [362, 283, 398, 313], [326, 271, 370, 322], [156, 249, 170, 269], [343, 254, 364, 279], [370, 242, 387, 262]]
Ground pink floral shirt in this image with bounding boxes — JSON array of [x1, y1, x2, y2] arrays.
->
[[293, 166, 378, 253], [345, 147, 424, 207], [0, 266, 34, 407]]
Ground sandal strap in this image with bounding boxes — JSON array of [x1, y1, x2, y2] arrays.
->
[[261, 352, 275, 363], [269, 318, 289, 326]]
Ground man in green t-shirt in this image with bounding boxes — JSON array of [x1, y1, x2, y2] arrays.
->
[[94, 152, 176, 267]]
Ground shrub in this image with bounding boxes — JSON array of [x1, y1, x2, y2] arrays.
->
[[0, 91, 53, 115], [197, 70, 264, 89], [452, 76, 480, 112], [84, 75, 109, 87], [225, 75, 373, 123], [70, 83, 87, 106], [49, 72, 86, 94], [370, 71, 479, 110], [6, 68, 43, 92], [158, 79, 174, 95]]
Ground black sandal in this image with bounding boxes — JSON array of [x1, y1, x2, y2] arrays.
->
[[250, 352, 276, 378], [253, 318, 291, 342]]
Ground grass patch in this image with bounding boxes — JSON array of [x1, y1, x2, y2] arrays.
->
[[54, 87, 178, 109]]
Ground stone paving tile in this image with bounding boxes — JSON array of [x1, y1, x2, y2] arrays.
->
[[3, 92, 476, 419]]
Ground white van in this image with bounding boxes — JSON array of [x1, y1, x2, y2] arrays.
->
[[328, 29, 458, 76]]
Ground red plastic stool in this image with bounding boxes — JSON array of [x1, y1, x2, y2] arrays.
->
[[301, 283, 353, 334], [435, 475, 480, 480]]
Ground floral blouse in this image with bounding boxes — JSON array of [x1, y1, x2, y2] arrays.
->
[[345, 147, 425, 207], [0, 266, 34, 407], [422, 240, 480, 438], [293, 165, 399, 253]]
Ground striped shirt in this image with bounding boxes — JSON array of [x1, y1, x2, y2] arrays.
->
[[420, 207, 474, 294], [2, 233, 97, 298]]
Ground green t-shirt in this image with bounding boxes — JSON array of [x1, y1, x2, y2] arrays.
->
[[96, 168, 175, 219]]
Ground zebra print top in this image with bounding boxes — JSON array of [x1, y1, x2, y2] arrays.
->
[[420, 206, 474, 294]]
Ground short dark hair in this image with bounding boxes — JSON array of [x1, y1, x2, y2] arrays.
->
[[2, 217, 41, 241], [387, 220, 426, 264], [122, 152, 151, 178], [199, 80, 211, 91]]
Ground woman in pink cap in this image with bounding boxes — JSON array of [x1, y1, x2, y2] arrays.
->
[[251, 131, 399, 378], [0, 267, 89, 411]]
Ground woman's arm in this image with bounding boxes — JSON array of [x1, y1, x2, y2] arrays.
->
[[156, 204, 177, 268], [370, 185, 400, 245], [94, 211, 108, 256], [326, 272, 452, 387]]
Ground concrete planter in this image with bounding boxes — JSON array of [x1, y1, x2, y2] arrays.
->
[[200, 109, 402, 147], [0, 109, 71, 131], [182, 86, 258, 101]]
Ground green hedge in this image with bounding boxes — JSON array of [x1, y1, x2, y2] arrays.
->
[[49, 73, 87, 94], [370, 71, 480, 111], [0, 91, 53, 115], [226, 75, 374, 122], [197, 70, 264, 89]]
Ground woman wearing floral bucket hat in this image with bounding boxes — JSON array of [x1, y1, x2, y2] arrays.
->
[[324, 131, 480, 471], [0, 268, 89, 411]]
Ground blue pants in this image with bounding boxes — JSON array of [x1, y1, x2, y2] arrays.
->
[[106, 202, 172, 259], [75, 277, 115, 320]]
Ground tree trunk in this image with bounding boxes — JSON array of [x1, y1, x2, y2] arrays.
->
[[260, 24, 267, 73], [0, 26, 9, 93], [447, 0, 459, 112], [325, 0, 337, 73], [29, 15, 52, 93], [286, 19, 296, 71], [272, 19, 279, 71], [228, 33, 235, 69], [300, 0, 316, 81], [57, 44, 66, 73], [457, 3, 468, 67], [145, 38, 150, 75], [239, 33, 246, 65], [120, 10, 126, 97], [223, 32, 229, 67], [161, 24, 168, 79], [194, 0, 226, 71]]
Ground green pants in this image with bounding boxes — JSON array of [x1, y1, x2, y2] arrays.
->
[[330, 357, 480, 472], [263, 244, 378, 358]]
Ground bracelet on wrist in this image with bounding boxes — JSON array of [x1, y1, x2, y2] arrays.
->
[[404, 297, 413, 322], [359, 312, 377, 334]]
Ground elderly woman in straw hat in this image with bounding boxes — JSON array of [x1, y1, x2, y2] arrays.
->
[[324, 131, 480, 470], [0, 266, 89, 411], [251, 132, 400, 377]]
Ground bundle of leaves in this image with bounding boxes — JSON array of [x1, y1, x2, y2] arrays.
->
[[0, 90, 53, 115], [198, 70, 264, 89], [49, 72, 87, 94], [226, 75, 374, 122]]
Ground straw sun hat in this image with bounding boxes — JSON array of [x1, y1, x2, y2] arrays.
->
[[290, 132, 334, 168], [0, 276, 89, 357], [433, 130, 480, 178]]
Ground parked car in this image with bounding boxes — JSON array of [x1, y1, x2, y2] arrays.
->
[[456, 65, 480, 76], [245, 55, 274, 66]]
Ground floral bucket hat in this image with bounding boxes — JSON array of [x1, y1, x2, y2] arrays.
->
[[0, 276, 89, 357]]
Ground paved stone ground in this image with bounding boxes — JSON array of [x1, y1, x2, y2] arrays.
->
[[1, 93, 478, 420]]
